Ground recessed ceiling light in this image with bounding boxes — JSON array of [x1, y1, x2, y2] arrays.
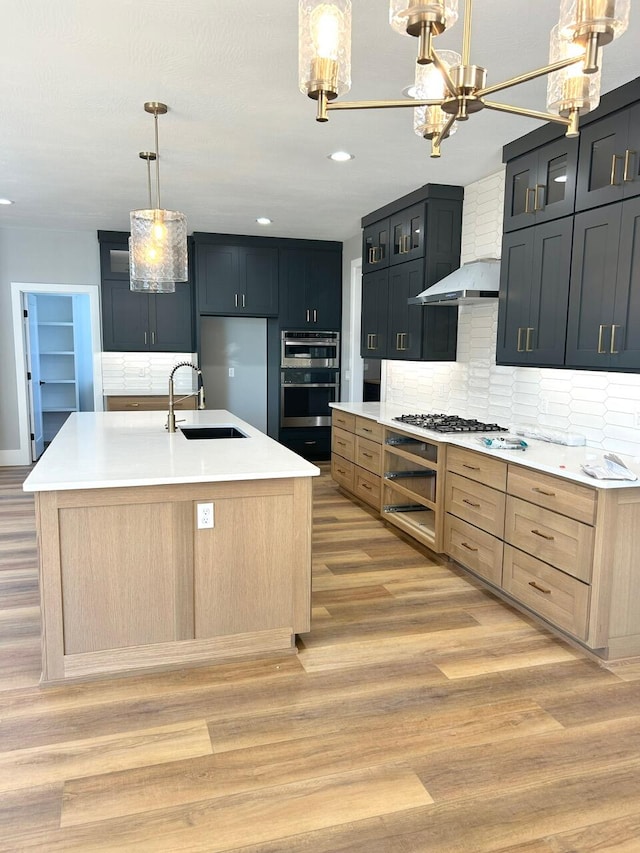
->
[[328, 151, 354, 162], [401, 84, 417, 99], [0, 198, 14, 205], [256, 217, 272, 225]]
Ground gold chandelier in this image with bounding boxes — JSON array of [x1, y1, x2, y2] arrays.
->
[[298, 1, 630, 157]]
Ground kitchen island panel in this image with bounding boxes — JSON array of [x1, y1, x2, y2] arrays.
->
[[194, 489, 306, 639], [58, 500, 193, 655]]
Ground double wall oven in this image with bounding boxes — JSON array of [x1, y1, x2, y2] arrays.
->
[[280, 331, 340, 430]]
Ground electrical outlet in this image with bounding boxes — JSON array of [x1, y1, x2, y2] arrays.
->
[[228, 367, 235, 378], [197, 502, 214, 529], [540, 396, 549, 415]]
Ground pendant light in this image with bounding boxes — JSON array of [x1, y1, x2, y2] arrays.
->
[[130, 152, 177, 293], [129, 102, 188, 286]]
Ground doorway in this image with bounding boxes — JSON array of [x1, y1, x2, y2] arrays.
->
[[11, 282, 103, 464]]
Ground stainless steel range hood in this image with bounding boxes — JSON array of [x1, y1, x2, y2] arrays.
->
[[408, 258, 501, 306]]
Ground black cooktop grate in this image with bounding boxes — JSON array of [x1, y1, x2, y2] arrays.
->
[[393, 413, 508, 433]]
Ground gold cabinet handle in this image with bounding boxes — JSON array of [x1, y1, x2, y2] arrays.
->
[[242, 294, 246, 308], [611, 324, 621, 354], [373, 246, 380, 263], [336, 466, 346, 475], [313, 308, 317, 323], [531, 528, 555, 541], [462, 498, 480, 508], [597, 324, 610, 354], [362, 451, 373, 459], [461, 541, 478, 552], [368, 247, 375, 264], [517, 327, 524, 352], [396, 332, 402, 350], [126, 402, 140, 408], [525, 327, 534, 352], [532, 487, 555, 497], [336, 440, 346, 448], [534, 184, 544, 211], [306, 309, 310, 323], [624, 149, 636, 183], [361, 482, 372, 491], [610, 153, 623, 186], [151, 331, 156, 345], [529, 580, 552, 595], [144, 331, 148, 345], [524, 187, 535, 214], [234, 293, 239, 308]]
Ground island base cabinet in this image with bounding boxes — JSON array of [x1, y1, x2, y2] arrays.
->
[[35, 478, 312, 684], [194, 493, 306, 638]]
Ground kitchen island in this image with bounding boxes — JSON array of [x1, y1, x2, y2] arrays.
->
[[23, 410, 319, 684]]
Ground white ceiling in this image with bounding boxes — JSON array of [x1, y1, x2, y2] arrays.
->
[[1, 1, 638, 242]]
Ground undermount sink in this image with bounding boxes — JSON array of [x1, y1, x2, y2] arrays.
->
[[180, 425, 248, 440]]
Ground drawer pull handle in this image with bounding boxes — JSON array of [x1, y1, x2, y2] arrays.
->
[[127, 403, 140, 408], [529, 581, 551, 595], [361, 483, 372, 490], [463, 464, 480, 471], [337, 440, 346, 446], [362, 452, 373, 458], [362, 427, 372, 432], [532, 487, 555, 497], [531, 528, 555, 541], [462, 498, 480, 508], [461, 541, 478, 552], [337, 467, 346, 475]]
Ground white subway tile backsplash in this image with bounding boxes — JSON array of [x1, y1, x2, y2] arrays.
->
[[102, 352, 198, 395]]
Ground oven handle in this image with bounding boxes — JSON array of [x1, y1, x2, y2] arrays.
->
[[282, 337, 339, 346], [281, 382, 340, 388]]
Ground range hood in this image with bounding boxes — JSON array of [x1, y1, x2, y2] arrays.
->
[[408, 258, 501, 306]]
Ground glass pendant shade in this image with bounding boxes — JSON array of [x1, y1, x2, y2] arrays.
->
[[129, 208, 188, 284], [413, 49, 460, 138], [299, 0, 352, 99], [547, 25, 602, 117], [558, 0, 630, 45], [390, 0, 458, 37]]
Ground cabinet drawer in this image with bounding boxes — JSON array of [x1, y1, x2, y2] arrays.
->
[[332, 427, 355, 461], [331, 455, 354, 491], [356, 436, 382, 475], [445, 514, 503, 586], [446, 446, 507, 491], [445, 472, 506, 538], [354, 468, 381, 509], [332, 411, 356, 433], [507, 466, 596, 525], [505, 495, 594, 582], [503, 545, 590, 640], [106, 395, 197, 412], [355, 417, 383, 443]]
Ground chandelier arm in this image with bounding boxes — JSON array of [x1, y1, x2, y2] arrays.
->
[[462, 0, 473, 67], [482, 99, 572, 127], [433, 111, 457, 149], [428, 47, 458, 98], [327, 98, 444, 111], [476, 54, 587, 99]]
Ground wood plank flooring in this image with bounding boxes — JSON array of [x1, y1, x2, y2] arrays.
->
[[1, 463, 640, 851]]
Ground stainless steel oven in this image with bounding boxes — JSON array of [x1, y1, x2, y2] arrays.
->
[[280, 331, 340, 369], [280, 369, 340, 427]]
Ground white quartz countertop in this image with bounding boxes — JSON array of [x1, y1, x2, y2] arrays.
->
[[23, 410, 320, 492], [331, 402, 640, 490]]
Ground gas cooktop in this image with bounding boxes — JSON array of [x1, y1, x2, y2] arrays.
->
[[393, 413, 508, 434]]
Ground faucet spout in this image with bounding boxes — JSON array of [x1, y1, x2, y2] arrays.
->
[[167, 362, 206, 433]]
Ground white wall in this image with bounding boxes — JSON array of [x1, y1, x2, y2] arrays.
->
[[340, 232, 362, 401], [385, 170, 640, 457], [0, 227, 101, 458]]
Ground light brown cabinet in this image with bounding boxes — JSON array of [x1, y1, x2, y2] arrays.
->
[[331, 412, 382, 510], [444, 445, 640, 661], [36, 477, 312, 683], [106, 395, 197, 412]]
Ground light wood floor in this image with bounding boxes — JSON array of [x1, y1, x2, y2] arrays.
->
[[2, 464, 640, 851]]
